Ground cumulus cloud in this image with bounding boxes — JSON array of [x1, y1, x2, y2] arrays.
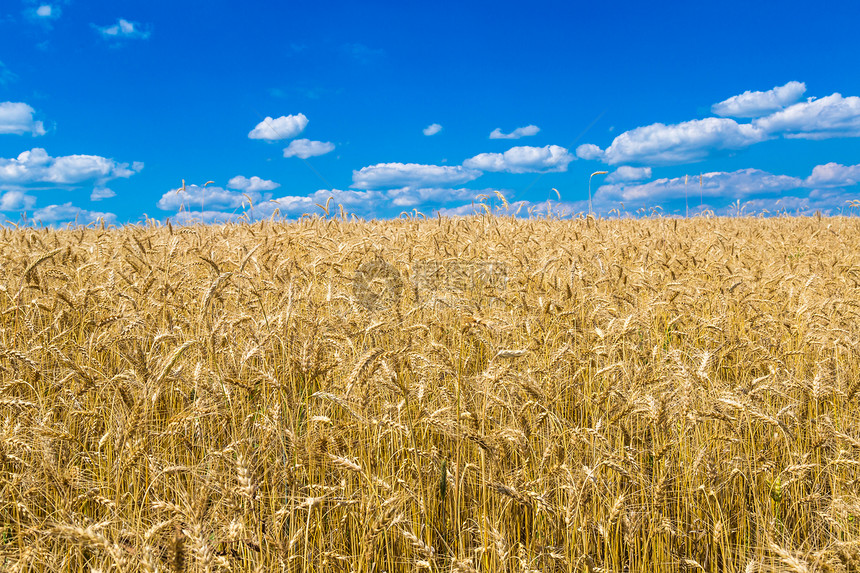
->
[[248, 114, 308, 140], [162, 187, 383, 222], [226, 175, 280, 193], [384, 187, 490, 208], [283, 138, 335, 159], [575, 143, 604, 161], [596, 118, 768, 165], [32, 203, 116, 225], [0, 102, 46, 136], [605, 166, 652, 183], [489, 125, 540, 139], [170, 210, 238, 225], [594, 168, 802, 204], [804, 162, 860, 188], [0, 190, 37, 210], [434, 203, 485, 216], [423, 123, 442, 136], [90, 187, 116, 201], [157, 184, 262, 211], [712, 81, 807, 118], [578, 86, 860, 168], [720, 187, 860, 216], [24, 3, 61, 24], [352, 163, 481, 189], [463, 145, 575, 173], [32, 4, 62, 20], [94, 18, 151, 40], [0, 148, 142, 185], [753, 93, 860, 139], [436, 198, 582, 218], [302, 189, 382, 215]]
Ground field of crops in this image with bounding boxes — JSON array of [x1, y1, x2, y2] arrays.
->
[[2, 215, 860, 572]]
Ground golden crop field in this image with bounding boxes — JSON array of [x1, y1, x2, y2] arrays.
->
[[2, 215, 860, 573]]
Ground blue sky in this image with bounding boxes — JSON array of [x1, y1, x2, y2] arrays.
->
[[1, 0, 860, 225]]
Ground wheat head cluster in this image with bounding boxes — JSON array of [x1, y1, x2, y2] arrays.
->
[[1, 215, 860, 573]]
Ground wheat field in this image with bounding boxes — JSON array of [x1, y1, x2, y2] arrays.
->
[[2, 215, 860, 572]]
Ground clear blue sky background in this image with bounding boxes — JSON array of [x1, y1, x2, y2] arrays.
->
[[2, 0, 859, 225]]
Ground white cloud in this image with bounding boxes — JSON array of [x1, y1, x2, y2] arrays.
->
[[162, 187, 383, 221], [575, 143, 604, 161], [90, 187, 116, 201], [712, 81, 806, 118], [463, 145, 574, 173], [0, 148, 142, 185], [157, 184, 263, 211], [0, 102, 46, 136], [226, 175, 280, 193], [34, 5, 60, 19], [595, 168, 802, 204], [32, 203, 116, 225], [384, 187, 489, 208], [283, 138, 335, 159], [170, 210, 238, 225], [94, 18, 151, 40], [578, 87, 860, 167], [318, 188, 380, 204], [720, 188, 860, 216], [248, 114, 308, 140], [753, 93, 860, 139], [501, 199, 585, 217], [605, 166, 652, 183], [258, 189, 377, 218], [352, 163, 481, 189], [423, 123, 442, 136], [596, 118, 768, 165], [489, 125, 540, 139], [804, 162, 860, 188], [436, 198, 581, 218], [434, 203, 485, 216], [0, 190, 36, 210], [25, 3, 61, 23]]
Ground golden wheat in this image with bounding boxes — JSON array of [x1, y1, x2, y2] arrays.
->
[[1, 215, 859, 572]]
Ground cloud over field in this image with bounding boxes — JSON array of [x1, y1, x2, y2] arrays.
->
[[595, 168, 803, 204], [227, 175, 280, 193], [753, 93, 860, 139], [283, 138, 335, 159], [352, 163, 481, 189], [489, 125, 540, 139], [464, 145, 574, 173], [158, 184, 260, 211], [0, 148, 142, 185], [33, 202, 116, 224], [94, 18, 151, 40], [582, 118, 768, 166], [0, 190, 37, 210], [606, 166, 652, 183], [0, 102, 46, 136], [90, 187, 116, 201], [804, 162, 860, 188], [384, 187, 499, 208], [577, 84, 860, 167], [248, 114, 308, 140], [712, 81, 807, 118], [423, 123, 442, 136]]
